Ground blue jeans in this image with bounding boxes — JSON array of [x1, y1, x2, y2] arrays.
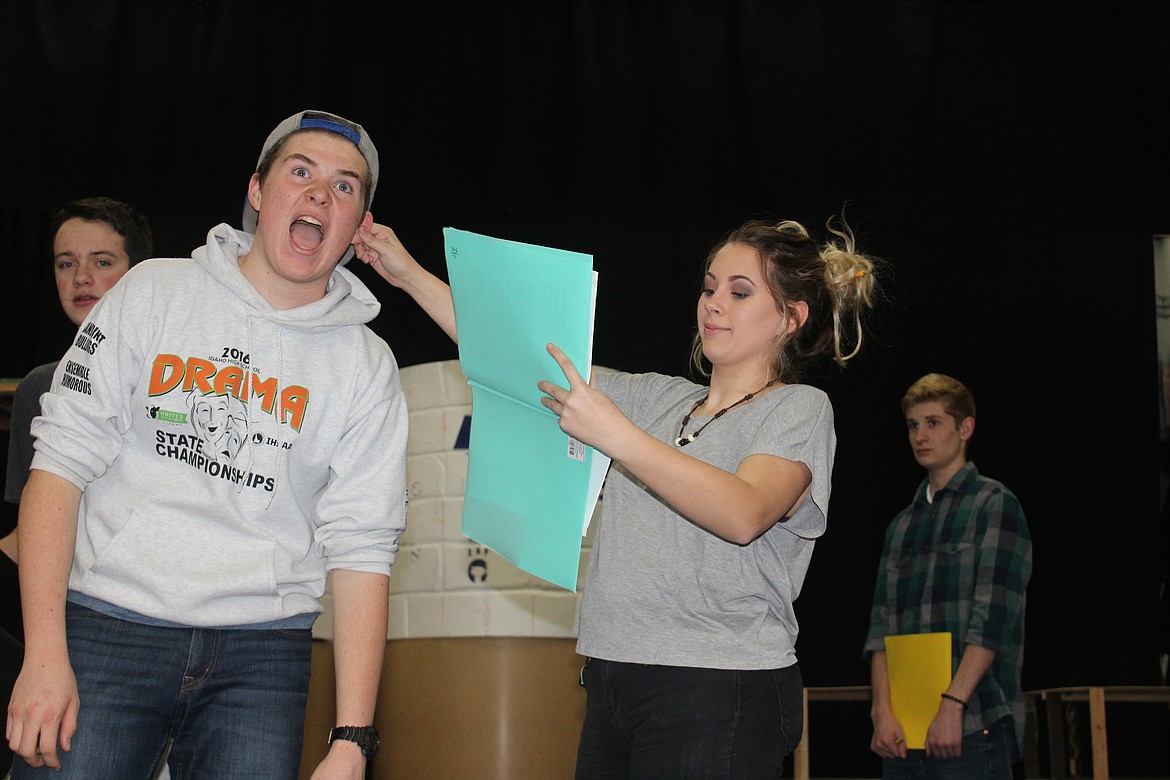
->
[[881, 717, 1016, 780], [12, 602, 312, 780], [575, 658, 804, 779]]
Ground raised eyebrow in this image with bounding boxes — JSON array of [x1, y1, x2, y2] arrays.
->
[[57, 249, 117, 258], [284, 152, 362, 187], [284, 152, 315, 169]]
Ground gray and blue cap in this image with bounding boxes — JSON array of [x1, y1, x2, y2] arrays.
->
[[242, 109, 379, 264]]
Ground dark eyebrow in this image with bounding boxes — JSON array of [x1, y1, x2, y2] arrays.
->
[[705, 271, 757, 285], [56, 249, 118, 258], [284, 152, 315, 168], [284, 152, 362, 187]]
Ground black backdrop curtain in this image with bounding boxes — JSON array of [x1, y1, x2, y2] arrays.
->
[[2, 1, 1169, 774]]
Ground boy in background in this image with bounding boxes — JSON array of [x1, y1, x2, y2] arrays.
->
[[865, 373, 1032, 779]]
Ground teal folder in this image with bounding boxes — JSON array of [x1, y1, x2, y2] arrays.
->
[[444, 228, 610, 591]]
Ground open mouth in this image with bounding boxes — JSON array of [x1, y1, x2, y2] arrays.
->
[[290, 217, 325, 252]]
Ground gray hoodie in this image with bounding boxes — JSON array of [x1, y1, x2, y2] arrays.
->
[[31, 223, 408, 627]]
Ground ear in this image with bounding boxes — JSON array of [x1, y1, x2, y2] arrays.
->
[[959, 416, 975, 442], [351, 211, 374, 243], [785, 300, 810, 334], [247, 173, 263, 213]]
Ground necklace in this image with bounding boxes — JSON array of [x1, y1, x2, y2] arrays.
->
[[675, 379, 777, 447]]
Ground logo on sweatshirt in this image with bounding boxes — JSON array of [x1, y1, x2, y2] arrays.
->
[[151, 390, 275, 493], [73, 322, 107, 355], [153, 427, 275, 492], [58, 360, 93, 396], [147, 354, 310, 431], [187, 390, 250, 465]]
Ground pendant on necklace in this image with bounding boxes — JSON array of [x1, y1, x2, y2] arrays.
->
[[674, 378, 777, 448]]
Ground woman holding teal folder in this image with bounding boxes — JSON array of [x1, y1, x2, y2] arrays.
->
[[355, 217, 877, 778]]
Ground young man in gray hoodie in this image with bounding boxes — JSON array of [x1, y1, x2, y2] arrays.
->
[[7, 111, 407, 780]]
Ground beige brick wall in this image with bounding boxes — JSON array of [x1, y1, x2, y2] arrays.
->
[[314, 359, 598, 641]]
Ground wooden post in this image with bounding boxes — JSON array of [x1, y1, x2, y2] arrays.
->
[[1088, 687, 1108, 779]]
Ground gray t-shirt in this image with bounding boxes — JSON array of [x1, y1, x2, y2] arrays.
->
[[576, 371, 835, 670], [5, 361, 57, 504]]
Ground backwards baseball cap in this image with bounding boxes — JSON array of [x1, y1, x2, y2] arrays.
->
[[241, 110, 379, 263]]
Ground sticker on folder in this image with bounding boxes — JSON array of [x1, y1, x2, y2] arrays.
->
[[445, 228, 611, 591], [883, 632, 953, 749]]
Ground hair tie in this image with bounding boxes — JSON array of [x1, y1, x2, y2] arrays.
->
[[854, 270, 866, 278]]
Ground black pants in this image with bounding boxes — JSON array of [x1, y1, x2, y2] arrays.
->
[[576, 658, 803, 779]]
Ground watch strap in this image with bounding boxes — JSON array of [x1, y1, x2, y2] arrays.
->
[[328, 725, 380, 759]]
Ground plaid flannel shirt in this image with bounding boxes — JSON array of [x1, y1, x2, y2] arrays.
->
[[864, 461, 1032, 755]]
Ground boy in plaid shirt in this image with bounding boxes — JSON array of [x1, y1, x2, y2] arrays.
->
[[864, 374, 1032, 779]]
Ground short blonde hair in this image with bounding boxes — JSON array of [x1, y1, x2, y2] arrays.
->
[[901, 373, 976, 424]]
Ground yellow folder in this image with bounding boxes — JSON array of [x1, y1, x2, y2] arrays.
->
[[883, 632, 953, 749]]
